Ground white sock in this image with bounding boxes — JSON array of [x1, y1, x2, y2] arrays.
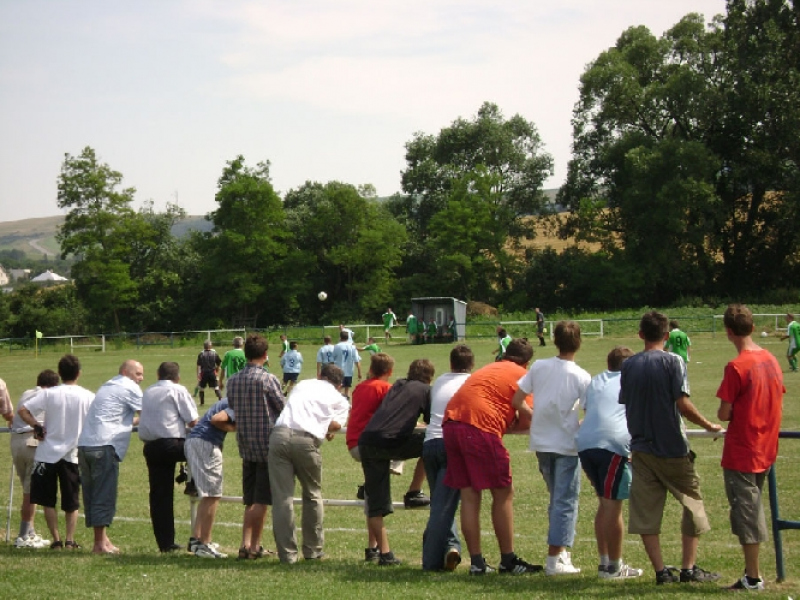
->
[[600, 554, 610, 568]]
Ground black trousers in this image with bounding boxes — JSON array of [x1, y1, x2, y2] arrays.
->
[[142, 438, 186, 551]]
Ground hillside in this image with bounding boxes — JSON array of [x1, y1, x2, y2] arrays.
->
[[0, 215, 212, 258]]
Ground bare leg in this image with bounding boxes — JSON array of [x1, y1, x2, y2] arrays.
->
[[641, 534, 664, 571], [242, 504, 268, 552], [43, 507, 60, 542], [743, 543, 760, 579], [490, 486, 515, 555], [367, 516, 390, 553], [460, 487, 482, 556], [594, 499, 607, 559], [599, 498, 624, 561], [681, 534, 698, 570], [196, 497, 221, 543], [92, 526, 118, 554], [64, 510, 78, 543], [408, 457, 426, 492]]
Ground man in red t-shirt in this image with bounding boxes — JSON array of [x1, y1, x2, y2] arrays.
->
[[442, 338, 540, 575], [717, 304, 784, 591], [347, 353, 428, 562]]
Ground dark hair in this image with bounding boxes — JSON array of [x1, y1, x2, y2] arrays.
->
[[323, 336, 332, 344], [407, 358, 435, 384], [669, 320, 679, 330], [497, 328, 507, 338], [724, 304, 754, 337], [369, 353, 394, 377], [339, 331, 349, 341], [449, 344, 474, 373], [157, 361, 180, 381], [289, 341, 298, 350], [607, 346, 634, 371], [503, 338, 534, 366], [319, 363, 344, 387], [37, 369, 60, 388], [640, 311, 669, 343], [57, 354, 81, 382], [244, 333, 268, 360], [554, 321, 581, 353]]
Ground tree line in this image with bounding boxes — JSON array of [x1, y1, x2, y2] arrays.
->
[[1, 0, 797, 337]]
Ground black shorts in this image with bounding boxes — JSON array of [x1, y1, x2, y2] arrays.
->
[[359, 431, 425, 518], [30, 460, 81, 512], [242, 460, 272, 506], [282, 373, 299, 384], [199, 370, 218, 389]]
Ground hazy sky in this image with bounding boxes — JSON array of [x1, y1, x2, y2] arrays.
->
[[0, 0, 727, 221]]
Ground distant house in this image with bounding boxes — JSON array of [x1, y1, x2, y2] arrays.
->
[[30, 270, 69, 284], [9, 268, 31, 281], [0, 265, 9, 286]]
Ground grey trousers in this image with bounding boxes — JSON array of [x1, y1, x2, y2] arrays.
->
[[268, 427, 324, 563]]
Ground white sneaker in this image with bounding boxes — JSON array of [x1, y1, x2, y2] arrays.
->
[[15, 533, 50, 549], [195, 543, 227, 558], [606, 563, 643, 579], [545, 551, 581, 576]]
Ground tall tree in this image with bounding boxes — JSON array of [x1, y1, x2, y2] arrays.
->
[[284, 181, 406, 321]]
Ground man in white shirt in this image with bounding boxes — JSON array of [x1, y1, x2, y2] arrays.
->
[[77, 360, 144, 554], [18, 355, 95, 549], [139, 362, 198, 552], [268, 364, 350, 563], [10, 369, 59, 548]]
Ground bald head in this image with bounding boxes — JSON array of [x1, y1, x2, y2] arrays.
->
[[119, 360, 144, 384]]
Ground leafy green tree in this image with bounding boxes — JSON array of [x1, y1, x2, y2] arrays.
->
[[197, 156, 299, 327], [559, 4, 800, 302], [284, 181, 407, 321]]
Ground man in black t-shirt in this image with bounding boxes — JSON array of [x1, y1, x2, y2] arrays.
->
[[196, 341, 222, 406]]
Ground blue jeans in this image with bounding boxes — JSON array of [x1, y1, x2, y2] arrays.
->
[[421, 438, 461, 570], [536, 452, 580, 547]]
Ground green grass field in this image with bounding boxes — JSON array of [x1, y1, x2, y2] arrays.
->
[[0, 334, 798, 599]]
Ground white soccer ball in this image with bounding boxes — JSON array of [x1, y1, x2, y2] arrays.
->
[[318, 291, 328, 301], [760, 331, 768, 338]]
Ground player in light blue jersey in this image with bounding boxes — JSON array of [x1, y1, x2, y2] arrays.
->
[[332, 331, 362, 399]]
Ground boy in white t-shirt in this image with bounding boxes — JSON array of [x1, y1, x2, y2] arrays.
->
[[512, 321, 591, 575]]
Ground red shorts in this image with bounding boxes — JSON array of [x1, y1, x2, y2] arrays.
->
[[443, 421, 512, 490]]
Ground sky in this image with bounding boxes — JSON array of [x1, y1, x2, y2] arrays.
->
[[0, 0, 728, 221]]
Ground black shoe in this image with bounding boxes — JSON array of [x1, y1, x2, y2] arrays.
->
[[187, 537, 200, 553], [184, 479, 198, 496], [378, 551, 401, 566], [680, 565, 721, 583], [403, 490, 430, 508], [160, 543, 182, 553], [729, 575, 764, 590], [656, 567, 680, 584], [356, 485, 365, 500], [469, 563, 496, 575], [499, 555, 543, 575], [364, 547, 380, 562]]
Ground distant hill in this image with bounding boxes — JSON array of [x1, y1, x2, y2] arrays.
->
[[0, 188, 561, 258], [0, 215, 213, 258]]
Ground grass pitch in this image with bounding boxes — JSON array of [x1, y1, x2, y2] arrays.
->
[[0, 333, 798, 599]]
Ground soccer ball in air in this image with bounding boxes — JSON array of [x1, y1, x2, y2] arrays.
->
[[760, 331, 769, 338], [318, 291, 328, 301]]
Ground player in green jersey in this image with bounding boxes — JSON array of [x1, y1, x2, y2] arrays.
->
[[382, 308, 397, 344], [780, 313, 800, 372], [361, 337, 381, 355], [665, 320, 691, 366]]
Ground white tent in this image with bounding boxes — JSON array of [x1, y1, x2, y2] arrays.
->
[[30, 270, 68, 283]]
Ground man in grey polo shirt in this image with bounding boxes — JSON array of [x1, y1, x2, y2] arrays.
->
[[139, 362, 198, 552], [77, 360, 144, 554]]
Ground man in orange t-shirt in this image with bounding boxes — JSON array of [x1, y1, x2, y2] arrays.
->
[[716, 304, 784, 591], [442, 338, 539, 575]]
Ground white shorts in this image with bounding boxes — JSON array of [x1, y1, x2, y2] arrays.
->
[[185, 437, 224, 497]]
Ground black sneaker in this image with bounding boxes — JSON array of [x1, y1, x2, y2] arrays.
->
[[656, 567, 680, 584], [499, 555, 543, 575], [403, 490, 430, 509], [680, 565, 721, 583], [364, 547, 380, 562], [469, 563, 496, 575], [378, 552, 401, 566], [187, 537, 201, 553], [729, 575, 764, 590], [356, 485, 365, 500]]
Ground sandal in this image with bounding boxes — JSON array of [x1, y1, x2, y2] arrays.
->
[[237, 547, 249, 561], [50, 540, 63, 550], [65, 540, 81, 550]]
